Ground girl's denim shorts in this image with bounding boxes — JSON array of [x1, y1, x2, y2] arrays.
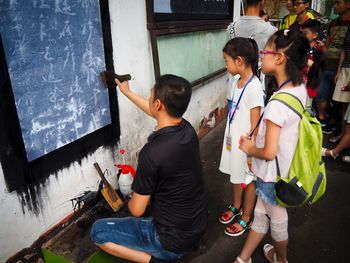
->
[[256, 177, 279, 206]]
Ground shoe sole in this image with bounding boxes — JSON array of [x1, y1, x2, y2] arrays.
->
[[224, 225, 250, 237], [218, 212, 242, 224], [224, 228, 250, 237], [322, 130, 334, 135]]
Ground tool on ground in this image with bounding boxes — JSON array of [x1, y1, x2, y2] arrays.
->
[[93, 162, 123, 212], [100, 71, 131, 88]]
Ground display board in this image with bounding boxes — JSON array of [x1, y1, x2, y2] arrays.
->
[[153, 0, 233, 21], [0, 0, 110, 161], [157, 29, 227, 83]]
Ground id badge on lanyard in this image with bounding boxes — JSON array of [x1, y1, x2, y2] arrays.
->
[[226, 100, 236, 152], [226, 133, 232, 151], [226, 74, 254, 152]]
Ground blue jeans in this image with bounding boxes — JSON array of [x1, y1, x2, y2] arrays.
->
[[90, 217, 184, 261], [317, 70, 336, 102]]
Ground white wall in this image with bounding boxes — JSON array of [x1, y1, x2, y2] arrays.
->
[[0, 0, 233, 261]]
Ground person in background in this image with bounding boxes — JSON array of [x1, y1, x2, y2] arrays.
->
[[227, 0, 277, 51], [218, 38, 264, 238], [328, 23, 350, 144], [233, 29, 310, 263], [322, 26, 350, 161], [91, 75, 208, 263], [289, 0, 314, 31], [279, 0, 314, 30], [301, 19, 324, 104], [316, 0, 350, 135]]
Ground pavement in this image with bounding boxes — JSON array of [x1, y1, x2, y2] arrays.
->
[[45, 120, 350, 263]]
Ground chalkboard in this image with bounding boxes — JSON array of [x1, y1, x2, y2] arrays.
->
[[0, 0, 110, 161], [157, 29, 227, 83], [153, 0, 233, 21]]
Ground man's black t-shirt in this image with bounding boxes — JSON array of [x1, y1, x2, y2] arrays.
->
[[132, 119, 208, 253]]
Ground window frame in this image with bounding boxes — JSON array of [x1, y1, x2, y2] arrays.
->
[[146, 0, 233, 87]]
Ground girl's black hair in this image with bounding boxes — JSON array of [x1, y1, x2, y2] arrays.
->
[[267, 29, 310, 86], [223, 37, 259, 77]]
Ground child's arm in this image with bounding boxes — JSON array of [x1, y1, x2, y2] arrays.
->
[[307, 58, 314, 69], [335, 50, 345, 83], [240, 119, 281, 161], [115, 79, 152, 117], [249, 106, 261, 136]]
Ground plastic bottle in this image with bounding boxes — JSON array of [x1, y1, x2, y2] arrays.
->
[[115, 164, 135, 197]]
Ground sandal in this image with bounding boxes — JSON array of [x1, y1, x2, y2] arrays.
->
[[224, 217, 251, 237], [219, 205, 242, 224], [342, 155, 350, 163], [236, 256, 252, 263], [328, 134, 342, 144], [321, 147, 338, 159], [263, 244, 288, 263]]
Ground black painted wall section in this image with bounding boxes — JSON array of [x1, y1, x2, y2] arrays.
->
[[0, 0, 119, 215]]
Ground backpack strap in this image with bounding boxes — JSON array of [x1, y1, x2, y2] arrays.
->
[[269, 92, 305, 119], [269, 92, 305, 177]]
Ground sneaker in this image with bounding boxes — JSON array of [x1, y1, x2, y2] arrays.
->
[[329, 134, 342, 144], [322, 124, 334, 135]]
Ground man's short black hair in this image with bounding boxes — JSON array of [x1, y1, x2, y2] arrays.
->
[[303, 19, 321, 34], [153, 74, 191, 118]]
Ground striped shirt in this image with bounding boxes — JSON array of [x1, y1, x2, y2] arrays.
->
[[342, 26, 350, 68]]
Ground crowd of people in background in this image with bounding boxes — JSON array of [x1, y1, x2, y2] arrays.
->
[[223, 0, 350, 262]]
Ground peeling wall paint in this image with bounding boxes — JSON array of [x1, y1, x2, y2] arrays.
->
[[0, 0, 238, 261]]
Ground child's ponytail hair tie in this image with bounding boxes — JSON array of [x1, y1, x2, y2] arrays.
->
[[284, 29, 290, 36]]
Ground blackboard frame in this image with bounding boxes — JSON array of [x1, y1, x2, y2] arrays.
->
[[0, 0, 120, 192], [146, 0, 232, 87], [150, 0, 233, 22]]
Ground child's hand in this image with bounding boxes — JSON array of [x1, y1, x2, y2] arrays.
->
[[115, 78, 130, 94], [341, 84, 350, 92], [239, 134, 255, 154], [334, 73, 339, 84]]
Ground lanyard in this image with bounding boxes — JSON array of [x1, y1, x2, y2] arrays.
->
[[228, 74, 254, 125], [248, 79, 291, 139]]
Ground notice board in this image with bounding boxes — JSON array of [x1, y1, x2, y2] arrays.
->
[[153, 0, 233, 21], [0, 0, 110, 161]]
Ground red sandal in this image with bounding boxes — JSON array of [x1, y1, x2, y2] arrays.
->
[[224, 217, 252, 237], [218, 205, 242, 224]]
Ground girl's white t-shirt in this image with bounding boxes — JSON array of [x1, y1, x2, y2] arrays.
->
[[219, 76, 264, 183], [252, 84, 308, 183]]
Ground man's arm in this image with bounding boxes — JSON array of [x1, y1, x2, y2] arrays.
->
[[115, 79, 152, 117], [128, 192, 151, 217]]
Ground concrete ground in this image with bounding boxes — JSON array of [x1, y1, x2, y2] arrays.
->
[[46, 120, 350, 263]]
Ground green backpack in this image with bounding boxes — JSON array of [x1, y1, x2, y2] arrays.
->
[[270, 92, 326, 207]]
